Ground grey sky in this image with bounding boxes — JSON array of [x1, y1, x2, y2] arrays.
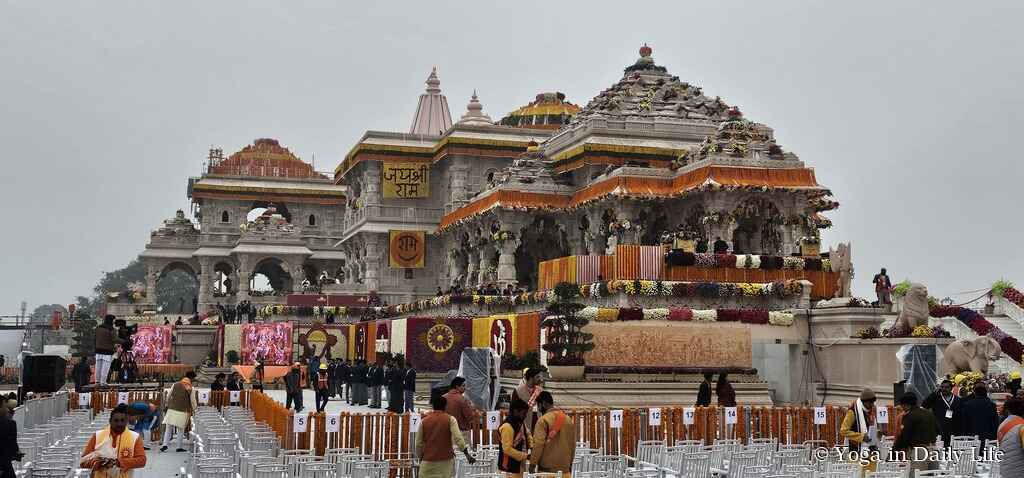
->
[[2, 1, 1022, 312]]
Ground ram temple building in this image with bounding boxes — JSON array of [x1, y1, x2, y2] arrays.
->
[[110, 45, 1003, 407]]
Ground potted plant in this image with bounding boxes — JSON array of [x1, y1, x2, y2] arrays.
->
[[989, 279, 1015, 314], [542, 282, 594, 380], [891, 280, 912, 313], [799, 235, 820, 257]]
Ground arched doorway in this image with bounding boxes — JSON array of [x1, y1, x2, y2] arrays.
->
[[250, 258, 293, 295], [515, 217, 570, 289], [156, 262, 199, 314], [246, 202, 292, 223]]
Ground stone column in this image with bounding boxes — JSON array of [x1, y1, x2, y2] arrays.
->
[[477, 245, 495, 287], [496, 237, 521, 287], [236, 257, 251, 298], [613, 201, 641, 245], [465, 248, 478, 289], [197, 259, 212, 309], [145, 263, 159, 305], [448, 249, 465, 288], [363, 163, 382, 206], [448, 164, 470, 213], [364, 234, 384, 292]]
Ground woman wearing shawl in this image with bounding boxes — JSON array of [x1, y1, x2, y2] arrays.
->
[[840, 388, 879, 471], [498, 399, 532, 478], [160, 371, 196, 452]]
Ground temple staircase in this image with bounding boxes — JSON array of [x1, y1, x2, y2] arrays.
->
[[883, 312, 1023, 375]]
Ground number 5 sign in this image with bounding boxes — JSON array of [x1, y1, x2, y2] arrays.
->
[[294, 413, 308, 433], [648, 408, 662, 427]]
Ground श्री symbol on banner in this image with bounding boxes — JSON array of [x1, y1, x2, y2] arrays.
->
[[389, 230, 425, 268], [382, 162, 430, 198]]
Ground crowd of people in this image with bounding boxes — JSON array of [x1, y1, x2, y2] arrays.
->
[[838, 384, 1024, 473], [282, 355, 418, 415]]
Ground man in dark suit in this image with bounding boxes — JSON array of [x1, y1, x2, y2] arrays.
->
[[922, 379, 962, 447], [0, 401, 24, 478], [961, 385, 1000, 444], [351, 360, 368, 406]]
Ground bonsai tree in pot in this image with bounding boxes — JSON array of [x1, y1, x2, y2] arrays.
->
[[542, 282, 594, 380]]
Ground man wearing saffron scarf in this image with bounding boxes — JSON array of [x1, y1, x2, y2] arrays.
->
[[80, 404, 147, 477], [840, 388, 878, 470], [160, 371, 196, 452], [530, 392, 575, 477]]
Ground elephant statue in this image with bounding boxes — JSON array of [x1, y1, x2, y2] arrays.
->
[[941, 336, 1002, 375]]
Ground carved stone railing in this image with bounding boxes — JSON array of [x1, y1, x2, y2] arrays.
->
[[342, 205, 443, 236]]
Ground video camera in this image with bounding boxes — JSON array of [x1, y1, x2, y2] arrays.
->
[[113, 319, 138, 350]]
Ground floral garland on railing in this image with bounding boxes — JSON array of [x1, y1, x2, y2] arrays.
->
[[930, 305, 1024, 362], [581, 279, 803, 299], [1003, 288, 1024, 309], [665, 251, 832, 272], [579, 306, 796, 326]]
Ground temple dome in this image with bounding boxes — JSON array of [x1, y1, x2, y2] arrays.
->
[[457, 90, 494, 126], [571, 44, 732, 125], [498, 92, 580, 130], [208, 138, 326, 179]]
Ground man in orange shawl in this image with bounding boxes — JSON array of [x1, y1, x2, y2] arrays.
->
[[80, 404, 147, 477]]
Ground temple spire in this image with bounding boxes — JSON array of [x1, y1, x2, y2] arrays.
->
[[409, 67, 453, 135], [458, 89, 493, 126]]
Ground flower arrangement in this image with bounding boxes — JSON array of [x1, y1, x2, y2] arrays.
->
[[799, 236, 821, 245], [891, 280, 912, 298], [955, 371, 985, 392], [664, 250, 831, 272], [783, 257, 806, 270], [491, 230, 515, 243], [854, 327, 882, 339], [1005, 287, 1024, 308]]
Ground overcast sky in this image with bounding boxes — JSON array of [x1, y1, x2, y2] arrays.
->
[[2, 1, 1022, 312]]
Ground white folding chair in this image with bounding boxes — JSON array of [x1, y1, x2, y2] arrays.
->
[[679, 452, 712, 478]]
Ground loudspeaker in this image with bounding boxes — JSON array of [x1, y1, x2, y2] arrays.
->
[[23, 354, 67, 394]]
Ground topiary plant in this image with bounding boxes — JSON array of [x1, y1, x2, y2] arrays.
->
[[541, 282, 594, 366], [225, 350, 240, 364], [991, 279, 1015, 298]]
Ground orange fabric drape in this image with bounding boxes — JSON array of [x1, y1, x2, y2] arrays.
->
[[514, 312, 541, 356]]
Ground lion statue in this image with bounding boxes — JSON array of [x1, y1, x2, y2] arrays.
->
[[894, 282, 929, 331]]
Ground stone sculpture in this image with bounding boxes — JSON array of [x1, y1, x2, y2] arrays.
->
[[893, 283, 930, 331], [941, 336, 1002, 375], [831, 242, 853, 298]]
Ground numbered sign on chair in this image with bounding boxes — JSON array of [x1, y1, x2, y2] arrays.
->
[[229, 391, 240, 403], [117, 392, 129, 405], [724, 407, 738, 424], [876, 407, 889, 424], [609, 410, 623, 429], [198, 390, 210, 405], [486, 411, 501, 430], [649, 408, 662, 427], [326, 414, 340, 433], [294, 413, 308, 432], [409, 413, 421, 433], [78, 393, 90, 407], [814, 407, 827, 425], [682, 407, 695, 425]]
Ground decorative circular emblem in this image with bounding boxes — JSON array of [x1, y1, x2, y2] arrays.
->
[[426, 324, 455, 353]]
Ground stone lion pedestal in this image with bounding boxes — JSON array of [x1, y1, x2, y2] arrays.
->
[[808, 307, 954, 406]]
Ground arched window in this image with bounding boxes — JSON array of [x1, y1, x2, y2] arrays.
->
[[308, 214, 316, 226], [221, 211, 230, 223]]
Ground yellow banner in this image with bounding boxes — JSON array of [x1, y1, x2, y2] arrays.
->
[[389, 230, 426, 268], [382, 162, 430, 198]]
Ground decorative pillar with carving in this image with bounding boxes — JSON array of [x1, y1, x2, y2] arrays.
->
[[477, 245, 495, 287], [365, 163, 382, 205], [613, 202, 641, 245], [364, 234, 384, 292], [448, 249, 465, 288], [237, 257, 251, 298], [496, 235, 520, 287], [448, 164, 470, 213], [145, 264, 159, 305], [197, 259, 212, 308], [464, 247, 478, 289]]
